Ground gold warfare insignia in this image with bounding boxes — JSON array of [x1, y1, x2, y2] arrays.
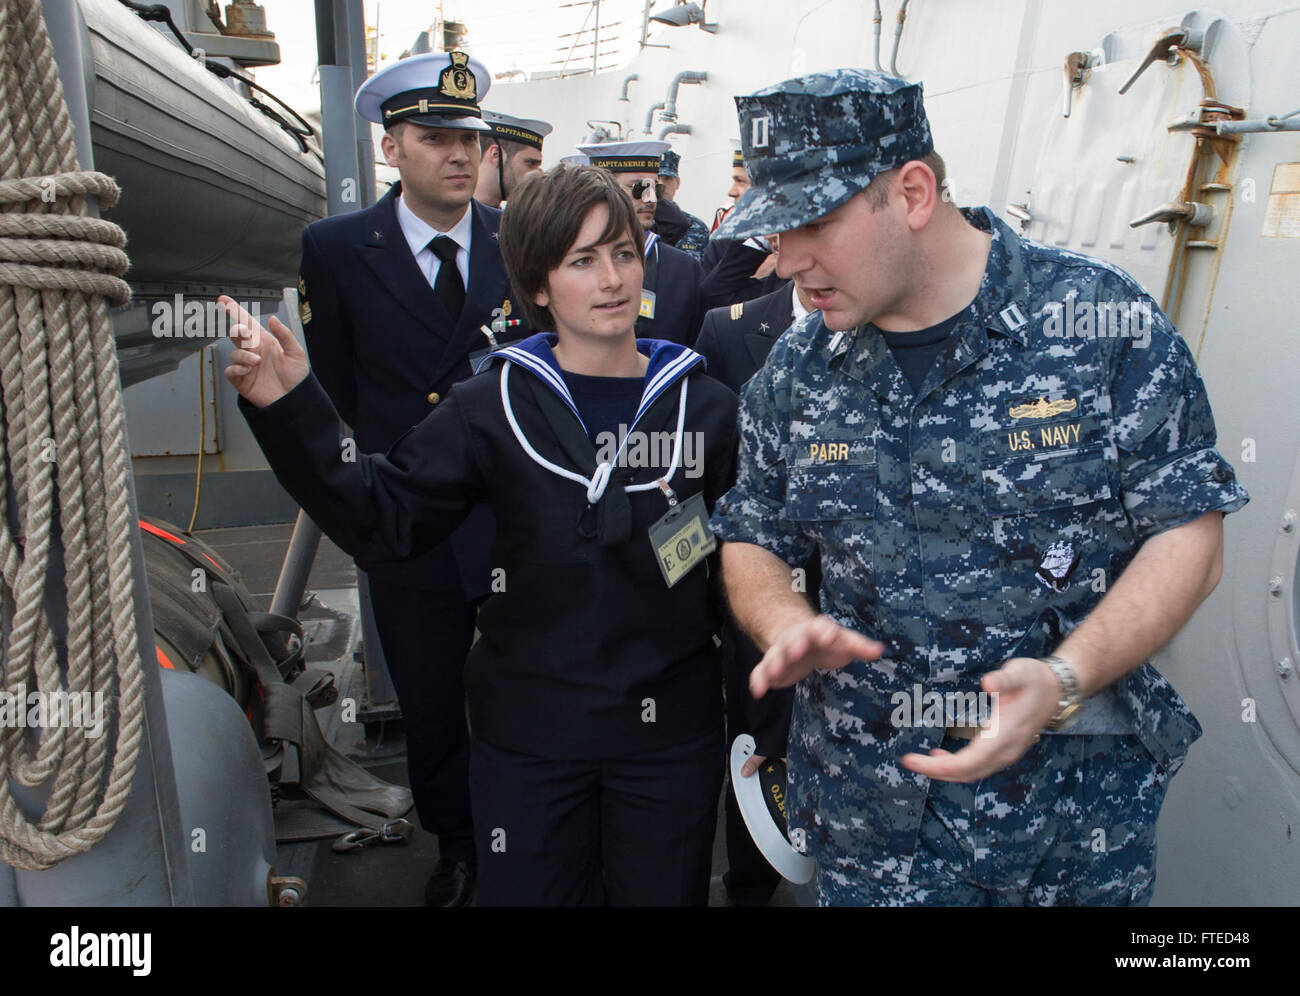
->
[[440, 52, 476, 101], [1009, 397, 1077, 420], [501, 299, 511, 317]]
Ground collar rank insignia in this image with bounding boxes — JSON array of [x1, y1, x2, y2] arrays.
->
[[297, 276, 307, 297], [730, 303, 744, 321], [501, 299, 511, 317], [999, 302, 1027, 331], [440, 51, 476, 101], [1009, 397, 1077, 420]]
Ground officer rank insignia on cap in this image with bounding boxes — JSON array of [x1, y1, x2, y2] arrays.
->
[[440, 51, 476, 100]]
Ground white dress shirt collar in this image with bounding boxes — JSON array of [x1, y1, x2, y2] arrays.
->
[[396, 192, 473, 288], [790, 282, 810, 324]]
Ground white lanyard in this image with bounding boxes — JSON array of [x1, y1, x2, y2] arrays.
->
[[498, 360, 689, 504]]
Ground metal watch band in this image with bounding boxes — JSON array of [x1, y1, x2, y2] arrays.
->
[[1040, 655, 1082, 731]]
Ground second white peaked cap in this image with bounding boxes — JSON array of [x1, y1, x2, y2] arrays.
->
[[576, 139, 670, 172], [355, 52, 492, 131]]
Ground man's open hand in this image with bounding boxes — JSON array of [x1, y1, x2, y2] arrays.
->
[[750, 615, 883, 699], [900, 656, 1062, 782], [220, 295, 310, 408]]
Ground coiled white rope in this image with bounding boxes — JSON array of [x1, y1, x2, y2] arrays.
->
[[0, 0, 141, 871]]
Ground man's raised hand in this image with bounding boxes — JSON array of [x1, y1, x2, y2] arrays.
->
[[220, 295, 310, 408], [750, 615, 883, 699]]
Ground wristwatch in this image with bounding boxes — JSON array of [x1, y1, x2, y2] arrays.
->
[[1040, 655, 1084, 731]]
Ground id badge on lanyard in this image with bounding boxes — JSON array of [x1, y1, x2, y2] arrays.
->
[[647, 481, 716, 588]]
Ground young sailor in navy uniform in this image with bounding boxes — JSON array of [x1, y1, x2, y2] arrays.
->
[[223, 164, 738, 906], [578, 140, 706, 347], [296, 52, 525, 905]]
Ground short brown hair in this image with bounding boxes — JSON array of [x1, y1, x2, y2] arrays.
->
[[498, 165, 643, 331], [861, 150, 948, 210]]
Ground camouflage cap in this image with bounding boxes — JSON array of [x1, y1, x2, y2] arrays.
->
[[714, 69, 933, 241], [658, 149, 681, 178]]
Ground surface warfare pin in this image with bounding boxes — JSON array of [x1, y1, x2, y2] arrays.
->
[[1036, 540, 1080, 592]]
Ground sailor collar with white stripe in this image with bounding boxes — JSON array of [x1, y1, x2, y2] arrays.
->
[[477, 332, 701, 437]]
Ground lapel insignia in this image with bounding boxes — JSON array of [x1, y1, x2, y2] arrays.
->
[[999, 302, 1027, 331], [372, 230, 383, 242], [501, 299, 511, 317], [492, 231, 499, 240], [759, 321, 770, 333]]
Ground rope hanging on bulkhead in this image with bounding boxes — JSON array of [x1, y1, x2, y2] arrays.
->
[[0, 0, 141, 871]]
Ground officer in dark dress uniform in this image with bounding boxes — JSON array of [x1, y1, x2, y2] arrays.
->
[[578, 140, 706, 346], [701, 149, 781, 309], [297, 52, 525, 905]]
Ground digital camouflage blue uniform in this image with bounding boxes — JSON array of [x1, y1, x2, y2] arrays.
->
[[659, 149, 710, 260], [710, 69, 1249, 905]]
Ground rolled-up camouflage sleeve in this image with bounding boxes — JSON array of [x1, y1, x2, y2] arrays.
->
[[1110, 297, 1248, 540], [710, 344, 817, 566]]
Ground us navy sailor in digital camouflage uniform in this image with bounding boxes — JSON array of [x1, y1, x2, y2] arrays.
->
[[655, 149, 711, 260], [709, 69, 1249, 906]]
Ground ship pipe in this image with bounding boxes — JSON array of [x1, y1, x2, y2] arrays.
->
[[663, 71, 707, 122], [644, 100, 665, 133], [659, 123, 692, 141], [1216, 114, 1300, 134], [620, 73, 638, 101]]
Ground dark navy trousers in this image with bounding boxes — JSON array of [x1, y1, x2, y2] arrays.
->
[[366, 574, 477, 863], [470, 729, 723, 906]]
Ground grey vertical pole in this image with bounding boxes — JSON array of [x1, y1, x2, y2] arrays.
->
[[593, 0, 600, 75], [270, 0, 366, 620], [345, 0, 375, 208], [11, 0, 194, 906]]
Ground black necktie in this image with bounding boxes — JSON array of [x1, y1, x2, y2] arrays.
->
[[430, 235, 465, 320]]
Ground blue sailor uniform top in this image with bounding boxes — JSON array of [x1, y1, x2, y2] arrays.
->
[[709, 207, 1249, 883], [242, 336, 738, 757], [297, 184, 524, 594]]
